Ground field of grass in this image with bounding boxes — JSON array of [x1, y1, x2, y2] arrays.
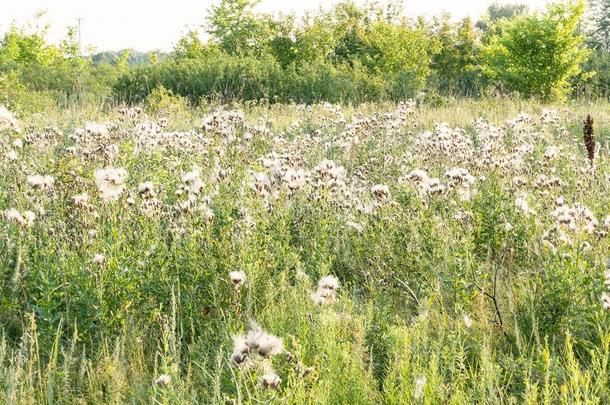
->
[[1, 98, 610, 404]]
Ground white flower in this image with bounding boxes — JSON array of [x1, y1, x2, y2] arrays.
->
[[155, 374, 171, 387], [312, 275, 340, 305], [4, 208, 34, 227], [138, 181, 154, 196], [4, 208, 24, 225], [23, 211, 36, 226], [93, 254, 105, 266], [544, 145, 559, 160], [245, 324, 283, 357], [94, 168, 127, 202], [346, 221, 364, 234], [72, 192, 90, 207], [0, 105, 19, 131], [311, 288, 336, 305], [5, 150, 18, 161], [602, 292, 610, 311], [260, 372, 281, 389], [84, 122, 109, 137], [230, 335, 250, 364], [371, 184, 390, 199], [463, 314, 473, 328], [181, 167, 204, 195], [27, 174, 55, 190], [229, 271, 246, 287], [318, 275, 340, 291], [515, 195, 535, 216], [414, 376, 426, 400]]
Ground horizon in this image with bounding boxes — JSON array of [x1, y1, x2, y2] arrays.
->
[[1, 0, 554, 53]]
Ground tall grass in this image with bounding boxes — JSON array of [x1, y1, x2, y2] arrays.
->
[[0, 100, 609, 403]]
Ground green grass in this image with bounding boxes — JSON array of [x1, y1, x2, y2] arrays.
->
[[0, 99, 609, 404]]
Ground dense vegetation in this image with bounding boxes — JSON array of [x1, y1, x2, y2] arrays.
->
[[2, 0, 610, 110], [1, 95, 610, 404], [2, 1, 610, 403]]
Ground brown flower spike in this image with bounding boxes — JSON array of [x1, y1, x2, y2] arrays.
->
[[583, 114, 595, 166]]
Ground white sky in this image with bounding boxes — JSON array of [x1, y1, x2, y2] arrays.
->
[[0, 0, 554, 52]]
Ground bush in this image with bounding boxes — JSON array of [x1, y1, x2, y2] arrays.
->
[[113, 54, 424, 105]]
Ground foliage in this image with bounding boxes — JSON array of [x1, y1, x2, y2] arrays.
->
[[1, 99, 610, 403], [482, 1, 589, 101]]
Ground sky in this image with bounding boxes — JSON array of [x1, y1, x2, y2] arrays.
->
[[0, 0, 554, 53]]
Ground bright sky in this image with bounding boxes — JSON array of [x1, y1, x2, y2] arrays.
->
[[1, 0, 554, 52]]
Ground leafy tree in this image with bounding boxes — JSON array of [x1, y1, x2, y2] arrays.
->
[[206, 0, 274, 56], [476, 3, 529, 32], [431, 16, 479, 95], [482, 1, 589, 101], [173, 31, 220, 60], [291, 12, 337, 64], [586, 0, 610, 51], [266, 14, 298, 67]]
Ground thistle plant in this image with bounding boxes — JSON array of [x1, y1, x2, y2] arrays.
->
[[583, 114, 595, 166]]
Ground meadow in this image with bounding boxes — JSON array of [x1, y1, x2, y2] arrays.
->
[[0, 97, 609, 404]]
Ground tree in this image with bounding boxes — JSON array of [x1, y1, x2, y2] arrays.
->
[[431, 16, 479, 95], [476, 3, 529, 32], [586, 0, 610, 51], [173, 31, 219, 60], [205, 0, 274, 56], [482, 1, 589, 101]]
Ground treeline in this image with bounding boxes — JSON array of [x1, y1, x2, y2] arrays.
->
[[2, 1, 610, 109]]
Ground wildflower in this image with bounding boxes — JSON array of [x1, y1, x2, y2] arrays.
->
[[23, 211, 36, 226], [84, 122, 109, 137], [229, 271, 246, 287], [27, 174, 55, 190], [0, 105, 20, 131], [463, 314, 473, 328], [515, 195, 535, 216], [543, 146, 559, 160], [604, 269, 610, 289], [602, 292, 610, 312], [371, 184, 390, 199], [555, 196, 566, 206], [5, 150, 18, 161], [318, 275, 340, 291], [88, 229, 98, 240], [231, 336, 250, 364], [138, 181, 153, 195], [311, 289, 335, 305], [155, 374, 171, 387], [260, 372, 281, 389], [346, 221, 364, 234], [312, 275, 340, 305], [414, 376, 426, 400], [4, 208, 24, 225], [94, 168, 127, 202], [72, 193, 90, 208], [180, 167, 204, 195], [245, 325, 283, 357], [4, 208, 34, 227], [407, 169, 429, 184], [93, 254, 105, 266], [250, 171, 271, 196]]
